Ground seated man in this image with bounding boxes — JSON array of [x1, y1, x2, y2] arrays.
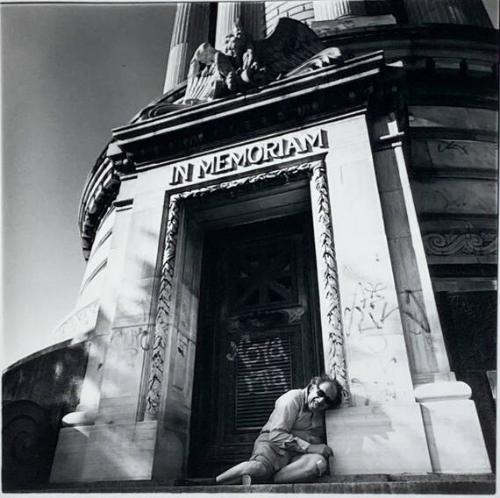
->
[[216, 375, 342, 485]]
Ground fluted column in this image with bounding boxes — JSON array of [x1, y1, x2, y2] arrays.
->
[[313, 0, 366, 21], [215, 2, 265, 51], [163, 3, 210, 93]]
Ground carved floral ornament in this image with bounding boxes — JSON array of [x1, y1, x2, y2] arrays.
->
[[144, 161, 350, 418], [183, 18, 343, 104]]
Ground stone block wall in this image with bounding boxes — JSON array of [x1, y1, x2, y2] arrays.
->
[[265, 1, 314, 35], [2, 342, 89, 490]]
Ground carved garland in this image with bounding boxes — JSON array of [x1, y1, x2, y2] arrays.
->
[[144, 196, 181, 416], [145, 161, 349, 418], [310, 163, 349, 403]]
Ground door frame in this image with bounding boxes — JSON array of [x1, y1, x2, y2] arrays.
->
[[145, 160, 348, 479]]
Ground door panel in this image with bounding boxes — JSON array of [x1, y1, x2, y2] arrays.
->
[[189, 214, 321, 477]]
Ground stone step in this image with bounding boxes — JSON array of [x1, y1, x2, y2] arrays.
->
[[7, 474, 495, 494]]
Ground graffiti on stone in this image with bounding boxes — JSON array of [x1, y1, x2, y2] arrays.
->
[[344, 282, 399, 335], [110, 327, 150, 367], [437, 140, 468, 155]]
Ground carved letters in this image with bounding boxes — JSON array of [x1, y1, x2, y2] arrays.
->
[[170, 129, 328, 186]]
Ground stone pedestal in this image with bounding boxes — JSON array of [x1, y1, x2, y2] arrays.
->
[[50, 421, 157, 482], [416, 382, 491, 473], [326, 403, 432, 474]]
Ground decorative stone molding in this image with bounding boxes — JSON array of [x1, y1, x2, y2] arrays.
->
[[144, 197, 181, 417], [61, 410, 97, 427], [145, 161, 349, 418], [288, 47, 344, 76], [415, 381, 472, 402], [422, 231, 497, 256], [310, 163, 349, 402], [78, 152, 121, 260]]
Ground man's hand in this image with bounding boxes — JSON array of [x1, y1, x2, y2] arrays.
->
[[306, 444, 334, 459]]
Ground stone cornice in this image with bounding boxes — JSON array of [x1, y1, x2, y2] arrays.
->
[[317, 23, 498, 50], [112, 50, 385, 145], [78, 151, 120, 260]]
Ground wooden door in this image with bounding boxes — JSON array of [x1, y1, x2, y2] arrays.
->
[[189, 213, 322, 477]]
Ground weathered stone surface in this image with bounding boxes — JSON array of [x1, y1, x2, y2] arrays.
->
[[2, 342, 89, 490], [183, 18, 325, 103], [14, 474, 496, 494]]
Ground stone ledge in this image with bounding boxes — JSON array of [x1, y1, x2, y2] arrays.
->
[[8, 474, 495, 494]]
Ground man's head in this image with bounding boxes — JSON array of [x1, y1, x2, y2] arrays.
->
[[306, 375, 342, 412]]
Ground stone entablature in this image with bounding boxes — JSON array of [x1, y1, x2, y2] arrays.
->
[[78, 49, 385, 257], [111, 51, 384, 160]]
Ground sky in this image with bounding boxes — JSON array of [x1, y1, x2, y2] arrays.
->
[[2, 2, 176, 367], [1, 1, 498, 368]]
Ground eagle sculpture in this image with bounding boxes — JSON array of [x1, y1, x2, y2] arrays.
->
[[183, 18, 342, 104]]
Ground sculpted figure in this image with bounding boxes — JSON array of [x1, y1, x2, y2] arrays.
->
[[184, 19, 265, 102], [181, 18, 341, 104], [216, 375, 342, 485]]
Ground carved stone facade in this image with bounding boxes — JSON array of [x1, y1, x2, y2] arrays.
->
[[145, 161, 350, 418]]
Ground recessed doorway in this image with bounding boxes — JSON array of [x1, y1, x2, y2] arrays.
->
[[188, 212, 323, 477]]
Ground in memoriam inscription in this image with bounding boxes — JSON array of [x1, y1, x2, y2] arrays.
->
[[170, 129, 328, 186]]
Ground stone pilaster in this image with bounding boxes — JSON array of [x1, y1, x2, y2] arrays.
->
[[370, 113, 491, 473], [317, 114, 432, 474], [163, 3, 210, 93], [371, 115, 453, 385]]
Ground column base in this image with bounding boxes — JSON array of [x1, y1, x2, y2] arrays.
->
[[325, 402, 432, 474], [50, 421, 157, 483], [416, 381, 491, 473], [61, 409, 97, 427]]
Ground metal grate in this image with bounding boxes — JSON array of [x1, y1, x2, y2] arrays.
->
[[235, 334, 292, 430]]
